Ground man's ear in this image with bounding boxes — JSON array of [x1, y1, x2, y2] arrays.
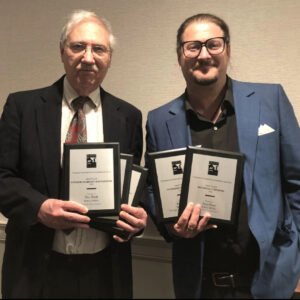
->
[[226, 43, 231, 59], [60, 42, 65, 62], [108, 52, 112, 68], [177, 50, 182, 66]]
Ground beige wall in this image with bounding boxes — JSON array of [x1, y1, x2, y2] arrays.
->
[[1, 0, 300, 240], [0, 1, 299, 297], [1, 0, 300, 120]]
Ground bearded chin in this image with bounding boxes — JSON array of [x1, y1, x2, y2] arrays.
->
[[194, 75, 218, 86]]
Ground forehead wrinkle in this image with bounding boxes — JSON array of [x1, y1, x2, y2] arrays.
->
[[67, 21, 110, 46]]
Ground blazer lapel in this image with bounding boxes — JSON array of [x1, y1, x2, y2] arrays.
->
[[36, 78, 63, 197], [232, 80, 261, 208], [101, 88, 125, 143], [166, 95, 192, 149]]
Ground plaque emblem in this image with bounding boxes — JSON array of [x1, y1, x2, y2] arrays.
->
[[172, 160, 183, 175], [208, 161, 219, 176], [87, 154, 97, 168]]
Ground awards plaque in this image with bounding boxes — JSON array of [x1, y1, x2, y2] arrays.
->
[[148, 148, 186, 223], [179, 146, 245, 225], [89, 217, 130, 240], [127, 164, 148, 207], [120, 153, 133, 204], [89, 156, 147, 240], [62, 142, 121, 217]]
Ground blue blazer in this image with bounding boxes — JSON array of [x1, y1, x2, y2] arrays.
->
[[146, 79, 300, 298]]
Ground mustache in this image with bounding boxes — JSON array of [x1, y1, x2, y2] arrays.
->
[[196, 60, 216, 67], [79, 63, 99, 72]]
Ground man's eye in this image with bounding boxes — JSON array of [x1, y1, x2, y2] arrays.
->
[[92, 46, 108, 54], [186, 43, 200, 51], [207, 41, 222, 50], [70, 44, 86, 52]]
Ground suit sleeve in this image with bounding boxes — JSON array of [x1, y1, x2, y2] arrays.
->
[[144, 115, 157, 215], [278, 85, 300, 233], [144, 112, 174, 242], [0, 95, 47, 228], [130, 109, 143, 165]]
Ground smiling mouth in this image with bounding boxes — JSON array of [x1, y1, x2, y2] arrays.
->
[[194, 66, 212, 73], [80, 69, 95, 72], [79, 70, 96, 75]]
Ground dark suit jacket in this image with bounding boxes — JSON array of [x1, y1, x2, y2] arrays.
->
[[146, 80, 300, 298], [0, 76, 143, 298]]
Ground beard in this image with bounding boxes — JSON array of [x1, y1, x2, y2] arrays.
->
[[192, 60, 219, 86], [193, 75, 218, 86]]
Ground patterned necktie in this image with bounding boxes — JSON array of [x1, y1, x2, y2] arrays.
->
[[65, 97, 88, 143], [64, 97, 89, 235]]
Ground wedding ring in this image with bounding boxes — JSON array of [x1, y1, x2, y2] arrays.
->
[[187, 226, 195, 231]]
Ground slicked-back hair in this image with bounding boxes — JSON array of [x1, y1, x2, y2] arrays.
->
[[176, 13, 230, 54], [60, 9, 116, 51]]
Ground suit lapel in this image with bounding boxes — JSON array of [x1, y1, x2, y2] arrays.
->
[[166, 96, 192, 149], [232, 80, 261, 208], [101, 88, 125, 143], [165, 84, 260, 208], [36, 78, 63, 197]]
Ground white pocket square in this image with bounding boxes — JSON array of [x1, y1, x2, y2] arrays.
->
[[258, 124, 275, 136]]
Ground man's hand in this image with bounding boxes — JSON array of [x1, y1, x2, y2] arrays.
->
[[295, 279, 300, 292], [114, 204, 147, 243], [37, 199, 90, 230], [167, 202, 217, 238]]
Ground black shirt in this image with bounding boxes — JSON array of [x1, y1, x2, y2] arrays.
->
[[185, 78, 259, 275]]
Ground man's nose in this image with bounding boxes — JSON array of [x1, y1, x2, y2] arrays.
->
[[82, 46, 95, 63], [197, 45, 211, 59]]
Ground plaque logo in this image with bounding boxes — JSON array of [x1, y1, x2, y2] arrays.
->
[[172, 160, 183, 175], [208, 161, 219, 176], [87, 154, 97, 168]]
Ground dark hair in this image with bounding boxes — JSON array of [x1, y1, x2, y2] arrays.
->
[[176, 13, 230, 53]]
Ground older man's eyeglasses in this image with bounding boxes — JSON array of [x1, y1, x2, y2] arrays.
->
[[67, 42, 110, 57], [181, 37, 226, 58]]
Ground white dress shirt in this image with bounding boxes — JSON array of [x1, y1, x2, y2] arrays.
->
[[52, 77, 110, 254]]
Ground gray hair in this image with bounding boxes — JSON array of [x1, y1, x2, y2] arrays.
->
[[60, 10, 116, 50]]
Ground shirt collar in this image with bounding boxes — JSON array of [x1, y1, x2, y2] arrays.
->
[[63, 77, 101, 110], [223, 77, 234, 109], [185, 76, 235, 114]]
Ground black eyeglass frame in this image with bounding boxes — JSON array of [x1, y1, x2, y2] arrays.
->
[[181, 37, 227, 58]]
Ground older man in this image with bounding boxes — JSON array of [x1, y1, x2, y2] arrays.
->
[[145, 13, 300, 298], [0, 10, 147, 298]]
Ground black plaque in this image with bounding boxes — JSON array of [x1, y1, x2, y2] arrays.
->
[[89, 158, 147, 239], [179, 146, 245, 225], [62, 142, 120, 217], [120, 153, 133, 204], [148, 148, 186, 223], [128, 164, 148, 207], [89, 216, 130, 240]]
